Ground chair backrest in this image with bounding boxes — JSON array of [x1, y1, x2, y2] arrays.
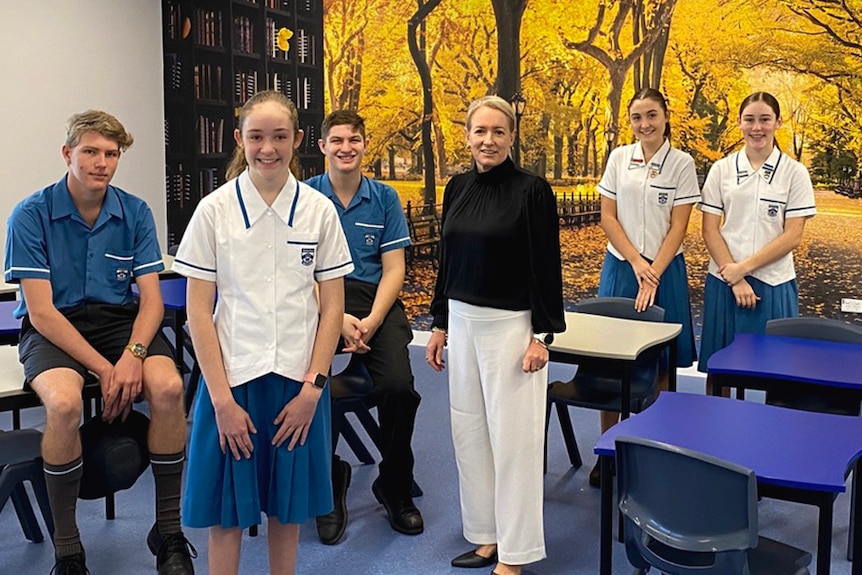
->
[[576, 296, 665, 323], [765, 316, 862, 344], [616, 436, 758, 573], [329, 354, 374, 397]]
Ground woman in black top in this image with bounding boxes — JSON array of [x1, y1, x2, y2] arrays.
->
[[426, 95, 565, 575]]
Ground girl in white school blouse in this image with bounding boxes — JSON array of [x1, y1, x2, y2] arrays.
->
[[173, 90, 353, 575], [591, 88, 700, 486], [698, 91, 816, 373]]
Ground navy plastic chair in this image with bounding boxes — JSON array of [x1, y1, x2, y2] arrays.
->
[[330, 354, 422, 498], [0, 429, 54, 543], [545, 297, 665, 471], [616, 436, 811, 575], [764, 317, 862, 416]]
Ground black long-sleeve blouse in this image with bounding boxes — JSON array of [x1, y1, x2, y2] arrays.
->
[[429, 158, 565, 334]]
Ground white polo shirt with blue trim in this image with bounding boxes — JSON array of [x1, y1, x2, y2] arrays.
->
[[597, 140, 701, 261], [699, 147, 816, 286], [4, 176, 164, 318], [173, 170, 354, 387], [305, 174, 411, 285]]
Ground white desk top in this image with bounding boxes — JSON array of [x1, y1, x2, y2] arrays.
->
[[548, 311, 682, 361]]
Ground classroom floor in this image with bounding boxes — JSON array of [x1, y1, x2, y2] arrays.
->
[[0, 339, 854, 574]]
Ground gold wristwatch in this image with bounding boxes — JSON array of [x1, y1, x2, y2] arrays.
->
[[126, 342, 148, 360]]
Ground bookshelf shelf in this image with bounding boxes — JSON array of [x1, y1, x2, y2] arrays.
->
[[161, 0, 324, 246]]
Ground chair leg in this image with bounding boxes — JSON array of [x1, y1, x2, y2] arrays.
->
[[338, 417, 376, 465], [849, 468, 857, 562], [184, 362, 201, 418], [30, 468, 54, 538], [105, 492, 115, 520], [11, 483, 44, 542], [555, 403, 583, 469]]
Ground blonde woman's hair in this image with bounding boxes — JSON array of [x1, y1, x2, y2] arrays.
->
[[465, 95, 516, 132]]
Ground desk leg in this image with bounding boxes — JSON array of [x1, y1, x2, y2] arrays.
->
[[816, 494, 834, 575], [600, 455, 613, 575], [852, 460, 861, 575], [668, 339, 677, 392], [621, 365, 632, 420]]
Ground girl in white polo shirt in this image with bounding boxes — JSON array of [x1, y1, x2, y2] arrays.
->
[[698, 91, 816, 373], [173, 91, 353, 575], [591, 88, 700, 486]]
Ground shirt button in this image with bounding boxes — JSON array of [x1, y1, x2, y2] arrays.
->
[[267, 244, 273, 249], [266, 210, 273, 216], [266, 277, 273, 282]]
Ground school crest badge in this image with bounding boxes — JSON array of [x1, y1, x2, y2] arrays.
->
[[657, 192, 668, 205], [115, 268, 129, 281], [301, 248, 315, 266], [767, 204, 779, 217], [364, 233, 375, 246]]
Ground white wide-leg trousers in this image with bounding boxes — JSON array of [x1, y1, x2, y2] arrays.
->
[[448, 300, 547, 565]]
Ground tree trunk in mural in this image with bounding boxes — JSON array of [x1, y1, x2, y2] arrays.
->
[[408, 0, 443, 211], [563, 0, 678, 155], [491, 0, 527, 100]]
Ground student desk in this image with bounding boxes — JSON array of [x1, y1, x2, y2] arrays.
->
[[594, 392, 862, 575], [547, 311, 682, 419], [707, 332, 862, 398]]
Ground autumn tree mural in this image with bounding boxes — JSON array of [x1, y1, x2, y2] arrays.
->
[[321, 0, 862, 327]]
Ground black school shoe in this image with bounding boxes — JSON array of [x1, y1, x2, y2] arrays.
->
[[588, 458, 616, 488], [372, 478, 424, 535], [316, 458, 352, 545], [147, 524, 197, 575], [51, 552, 89, 575]]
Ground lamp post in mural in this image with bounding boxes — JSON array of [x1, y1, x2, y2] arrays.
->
[[604, 126, 617, 170], [511, 92, 527, 167]]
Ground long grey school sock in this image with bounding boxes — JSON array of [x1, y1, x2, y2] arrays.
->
[[44, 457, 84, 557], [151, 450, 185, 535]]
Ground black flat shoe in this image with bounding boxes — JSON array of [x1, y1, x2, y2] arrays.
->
[[371, 478, 424, 535], [451, 549, 498, 568]]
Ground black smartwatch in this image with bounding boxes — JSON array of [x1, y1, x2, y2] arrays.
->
[[305, 372, 327, 390]]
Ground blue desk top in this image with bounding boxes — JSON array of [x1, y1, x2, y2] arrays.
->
[[0, 300, 22, 337], [595, 392, 862, 493], [707, 333, 862, 390], [132, 277, 187, 311]]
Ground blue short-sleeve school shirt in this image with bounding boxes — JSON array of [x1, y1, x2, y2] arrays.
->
[[4, 176, 164, 318], [305, 174, 411, 285]]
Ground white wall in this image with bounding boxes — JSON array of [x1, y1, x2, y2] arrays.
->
[[0, 1, 166, 253]]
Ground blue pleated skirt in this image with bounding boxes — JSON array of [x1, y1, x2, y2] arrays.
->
[[697, 274, 799, 372], [597, 251, 697, 367], [182, 373, 333, 529]]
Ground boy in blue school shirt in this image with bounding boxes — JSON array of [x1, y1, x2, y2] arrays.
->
[[306, 110, 423, 544], [4, 110, 195, 575]]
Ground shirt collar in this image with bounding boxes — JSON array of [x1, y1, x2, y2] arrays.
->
[[736, 146, 783, 184], [319, 174, 371, 211], [629, 139, 671, 173], [50, 174, 124, 226], [235, 170, 300, 228]]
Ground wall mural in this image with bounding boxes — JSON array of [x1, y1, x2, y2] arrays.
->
[[322, 0, 862, 343]]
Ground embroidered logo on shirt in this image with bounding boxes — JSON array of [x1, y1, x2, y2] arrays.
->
[[364, 233, 375, 246], [301, 248, 315, 266], [658, 192, 668, 205], [767, 204, 779, 217], [115, 268, 129, 281]]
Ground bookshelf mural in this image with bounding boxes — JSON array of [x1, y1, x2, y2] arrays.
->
[[161, 0, 324, 247]]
